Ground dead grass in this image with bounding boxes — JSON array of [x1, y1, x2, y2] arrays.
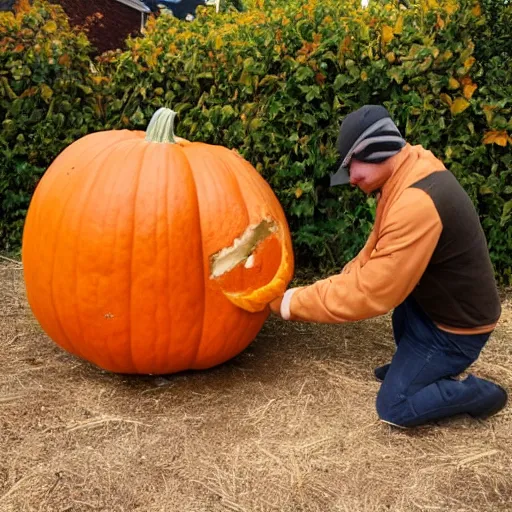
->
[[1, 258, 511, 512]]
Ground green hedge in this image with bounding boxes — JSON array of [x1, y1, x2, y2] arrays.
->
[[0, 1, 105, 248], [1, 0, 511, 283]]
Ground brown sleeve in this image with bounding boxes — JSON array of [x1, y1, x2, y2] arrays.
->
[[288, 188, 443, 323]]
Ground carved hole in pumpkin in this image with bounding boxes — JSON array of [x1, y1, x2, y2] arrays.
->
[[209, 219, 282, 293]]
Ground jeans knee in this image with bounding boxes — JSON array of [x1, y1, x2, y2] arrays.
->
[[376, 388, 390, 419], [376, 387, 405, 425]]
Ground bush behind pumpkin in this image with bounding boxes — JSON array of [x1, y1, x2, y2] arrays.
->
[[0, 0, 105, 249], [1, 0, 511, 283], [96, 0, 512, 283]]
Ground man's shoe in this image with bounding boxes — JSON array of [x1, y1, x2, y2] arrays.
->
[[374, 363, 390, 382], [467, 382, 508, 420]]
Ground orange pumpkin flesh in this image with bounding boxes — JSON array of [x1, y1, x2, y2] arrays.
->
[[22, 108, 294, 374]]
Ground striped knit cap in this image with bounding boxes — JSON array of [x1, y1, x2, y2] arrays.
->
[[330, 105, 406, 186]]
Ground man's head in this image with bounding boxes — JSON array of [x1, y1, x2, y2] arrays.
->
[[330, 105, 406, 194]]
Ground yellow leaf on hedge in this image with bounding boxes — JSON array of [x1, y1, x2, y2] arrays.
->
[[215, 36, 223, 50], [14, 0, 31, 13], [442, 50, 453, 61], [445, 0, 458, 14], [361, 71, 368, 82], [91, 76, 108, 85], [482, 104, 496, 124], [43, 21, 57, 34], [386, 52, 396, 64], [295, 188, 304, 199], [472, 3, 482, 17], [448, 77, 460, 89], [58, 54, 71, 67], [464, 56, 476, 71], [483, 131, 509, 147], [450, 97, 470, 115], [440, 93, 452, 106], [463, 83, 478, 99], [40, 84, 53, 101], [394, 15, 403, 35], [382, 25, 394, 45]]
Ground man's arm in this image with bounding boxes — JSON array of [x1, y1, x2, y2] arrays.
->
[[283, 188, 443, 323]]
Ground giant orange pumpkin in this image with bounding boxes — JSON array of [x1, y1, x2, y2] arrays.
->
[[22, 108, 294, 374]]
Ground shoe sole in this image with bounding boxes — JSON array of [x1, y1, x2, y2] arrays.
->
[[379, 418, 410, 429]]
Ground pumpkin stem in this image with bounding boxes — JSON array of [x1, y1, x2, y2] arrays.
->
[[145, 108, 178, 143]]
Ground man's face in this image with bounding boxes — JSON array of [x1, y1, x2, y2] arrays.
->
[[348, 159, 390, 194]]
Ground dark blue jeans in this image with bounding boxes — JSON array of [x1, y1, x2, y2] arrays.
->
[[376, 296, 501, 427]]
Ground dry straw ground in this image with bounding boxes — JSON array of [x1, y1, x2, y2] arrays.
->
[[1, 258, 511, 512]]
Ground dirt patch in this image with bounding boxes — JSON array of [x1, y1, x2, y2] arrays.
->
[[1, 258, 511, 511]]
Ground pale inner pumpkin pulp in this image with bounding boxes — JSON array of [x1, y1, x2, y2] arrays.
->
[[209, 219, 277, 278]]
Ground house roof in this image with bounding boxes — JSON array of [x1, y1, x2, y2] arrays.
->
[[114, 0, 151, 13]]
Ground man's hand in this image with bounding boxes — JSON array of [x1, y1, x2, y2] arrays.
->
[[268, 288, 299, 320], [269, 295, 284, 317]]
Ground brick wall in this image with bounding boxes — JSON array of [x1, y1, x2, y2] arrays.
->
[[53, 0, 143, 54]]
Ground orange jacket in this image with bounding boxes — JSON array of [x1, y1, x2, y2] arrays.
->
[[283, 143, 501, 333], [283, 144, 447, 324]]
